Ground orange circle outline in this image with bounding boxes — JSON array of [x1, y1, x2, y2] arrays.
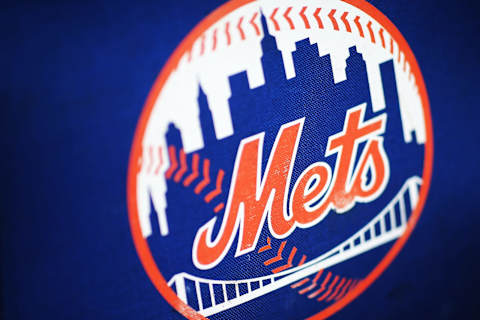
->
[[127, 1, 433, 319]]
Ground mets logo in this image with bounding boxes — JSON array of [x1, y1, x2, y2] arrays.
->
[[127, 0, 433, 319]]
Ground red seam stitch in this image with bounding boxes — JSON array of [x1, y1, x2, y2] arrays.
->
[[354, 16, 364, 37], [347, 280, 357, 292], [297, 254, 307, 266], [183, 153, 199, 186], [204, 169, 225, 203], [351, 279, 361, 291], [312, 270, 324, 283], [326, 277, 346, 301], [263, 241, 286, 266], [237, 16, 245, 40], [270, 8, 280, 31], [298, 269, 323, 295], [271, 246, 297, 273], [212, 28, 217, 51], [194, 159, 210, 194], [313, 8, 323, 29], [367, 21, 376, 43], [379, 27, 386, 48], [250, 12, 260, 35], [174, 149, 187, 182], [283, 7, 294, 30], [341, 12, 351, 32], [299, 6, 310, 29], [308, 271, 331, 299], [258, 237, 272, 253], [341, 279, 359, 298], [328, 9, 339, 30], [154, 146, 163, 175], [336, 279, 359, 301], [317, 275, 339, 301], [334, 279, 352, 301], [291, 278, 310, 288], [225, 22, 231, 46], [165, 145, 178, 179], [213, 202, 224, 213], [184, 7, 413, 85]]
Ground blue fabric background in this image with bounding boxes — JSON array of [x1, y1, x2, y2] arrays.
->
[[2, 0, 479, 319]]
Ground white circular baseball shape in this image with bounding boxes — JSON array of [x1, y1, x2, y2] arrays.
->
[[127, 1, 433, 319]]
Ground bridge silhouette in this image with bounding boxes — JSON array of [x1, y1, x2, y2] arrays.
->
[[168, 176, 421, 317]]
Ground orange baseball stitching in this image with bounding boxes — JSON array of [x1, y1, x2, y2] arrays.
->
[[270, 8, 280, 31], [327, 277, 347, 302], [237, 16, 246, 40], [317, 275, 340, 301], [298, 269, 324, 295], [165, 146, 178, 179], [263, 240, 286, 266], [194, 159, 211, 194], [272, 246, 297, 273], [283, 7, 294, 30], [313, 8, 324, 28], [257, 236, 360, 304], [183, 153, 199, 186], [258, 236, 272, 253], [328, 9, 339, 31], [308, 271, 332, 299], [334, 279, 352, 301], [174, 149, 188, 182], [204, 169, 225, 203], [299, 7, 310, 29], [184, 7, 417, 84], [341, 12, 352, 33], [161, 145, 225, 214], [250, 12, 261, 35]]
